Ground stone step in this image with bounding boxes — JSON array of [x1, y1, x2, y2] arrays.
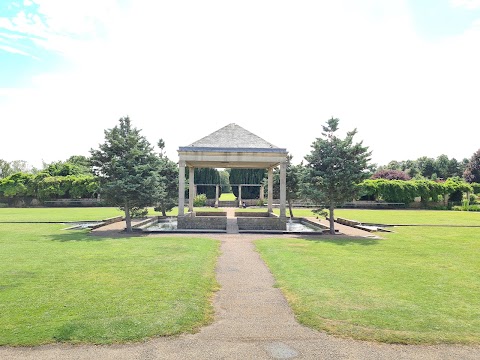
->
[[226, 218, 239, 234]]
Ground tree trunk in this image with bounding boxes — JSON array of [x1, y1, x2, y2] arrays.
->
[[288, 198, 294, 218], [329, 205, 335, 235], [125, 202, 132, 232]]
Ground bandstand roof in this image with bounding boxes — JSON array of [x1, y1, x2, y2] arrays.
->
[[178, 123, 287, 168]]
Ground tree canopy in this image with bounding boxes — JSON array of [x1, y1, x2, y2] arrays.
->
[[464, 149, 480, 183]]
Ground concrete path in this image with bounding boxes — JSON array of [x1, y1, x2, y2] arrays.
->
[[1, 233, 479, 359]]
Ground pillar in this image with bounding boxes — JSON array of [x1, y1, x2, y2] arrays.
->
[[194, 185, 197, 198], [268, 167, 273, 213], [189, 166, 194, 212], [238, 185, 242, 207], [215, 185, 219, 208], [280, 160, 287, 219], [260, 184, 265, 201], [178, 160, 185, 216]]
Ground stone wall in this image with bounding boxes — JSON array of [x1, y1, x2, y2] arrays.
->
[[237, 217, 286, 231], [235, 211, 269, 217], [195, 211, 227, 216], [178, 216, 227, 230]]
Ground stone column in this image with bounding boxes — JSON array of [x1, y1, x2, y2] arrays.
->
[[178, 160, 185, 216], [280, 160, 287, 219], [268, 167, 273, 213], [238, 185, 242, 207], [189, 166, 194, 213], [260, 184, 265, 201], [215, 185, 219, 208]]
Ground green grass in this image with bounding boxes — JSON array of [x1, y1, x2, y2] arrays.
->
[[255, 211, 480, 344], [0, 221, 219, 345], [219, 192, 236, 201], [0, 207, 124, 222], [334, 209, 480, 226], [0, 206, 228, 222]]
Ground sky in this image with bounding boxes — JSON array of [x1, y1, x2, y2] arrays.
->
[[1, 0, 479, 169]]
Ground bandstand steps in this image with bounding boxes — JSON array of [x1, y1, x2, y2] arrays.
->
[[226, 218, 239, 234], [219, 200, 238, 207]]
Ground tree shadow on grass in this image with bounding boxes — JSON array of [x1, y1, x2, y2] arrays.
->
[[48, 231, 146, 242], [292, 234, 381, 246], [48, 232, 109, 242]]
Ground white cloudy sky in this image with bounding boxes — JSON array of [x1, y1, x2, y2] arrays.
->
[[1, 0, 479, 168]]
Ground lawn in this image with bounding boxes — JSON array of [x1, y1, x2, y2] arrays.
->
[[0, 219, 219, 345], [334, 209, 480, 226], [219, 192, 236, 201], [0, 206, 227, 222], [0, 207, 124, 222], [255, 210, 480, 344]]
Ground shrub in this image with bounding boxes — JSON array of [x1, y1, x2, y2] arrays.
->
[[472, 183, 480, 194], [193, 194, 207, 207], [371, 169, 411, 180], [453, 204, 480, 211], [128, 207, 149, 218]]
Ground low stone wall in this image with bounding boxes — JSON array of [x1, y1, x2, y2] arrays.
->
[[298, 217, 328, 230], [195, 211, 227, 217], [336, 217, 361, 226], [132, 216, 158, 230], [178, 216, 227, 230], [235, 211, 269, 217], [237, 217, 286, 231]]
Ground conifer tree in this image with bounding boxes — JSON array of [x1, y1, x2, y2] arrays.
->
[[90, 117, 165, 232], [304, 118, 371, 234]]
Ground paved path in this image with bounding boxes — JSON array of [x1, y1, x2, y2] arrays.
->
[[1, 233, 479, 359]]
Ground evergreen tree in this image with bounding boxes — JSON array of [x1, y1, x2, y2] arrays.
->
[[304, 118, 371, 234], [193, 168, 221, 199], [155, 140, 179, 216], [271, 154, 303, 217], [229, 169, 266, 199], [90, 117, 165, 232]]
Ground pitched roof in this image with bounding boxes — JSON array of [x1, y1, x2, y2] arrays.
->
[[180, 123, 284, 152]]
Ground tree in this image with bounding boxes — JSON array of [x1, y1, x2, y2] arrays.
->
[[90, 117, 165, 232], [219, 170, 231, 193], [417, 156, 436, 178], [271, 154, 302, 218], [0, 159, 12, 179], [229, 169, 266, 199], [435, 154, 450, 179], [155, 140, 179, 216], [464, 149, 480, 183], [304, 118, 371, 234], [0, 159, 32, 178], [371, 169, 411, 180]]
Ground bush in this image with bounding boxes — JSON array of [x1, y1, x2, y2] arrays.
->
[[193, 194, 207, 207], [472, 183, 480, 194], [371, 169, 411, 180], [452, 205, 480, 211], [130, 207, 149, 218], [119, 206, 148, 218]]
